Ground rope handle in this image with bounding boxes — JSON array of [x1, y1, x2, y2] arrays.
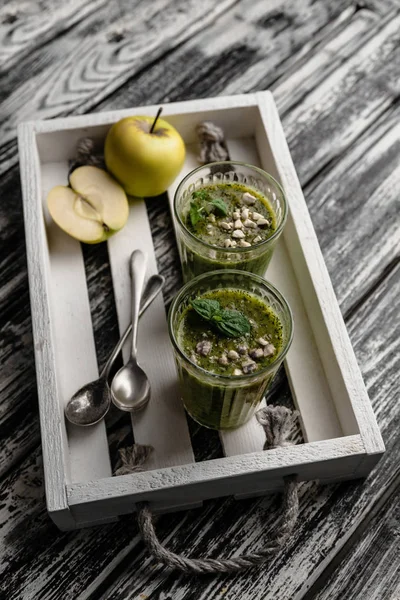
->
[[115, 406, 300, 574], [137, 475, 298, 574]]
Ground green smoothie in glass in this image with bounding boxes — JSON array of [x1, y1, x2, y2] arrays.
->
[[168, 270, 293, 430], [174, 162, 287, 282]]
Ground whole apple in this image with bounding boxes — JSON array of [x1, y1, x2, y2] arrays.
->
[[104, 115, 186, 197]]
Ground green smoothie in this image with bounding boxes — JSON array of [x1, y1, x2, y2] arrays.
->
[[169, 271, 293, 431], [174, 162, 287, 282]]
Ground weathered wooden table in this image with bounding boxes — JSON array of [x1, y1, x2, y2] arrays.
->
[[1, 1, 399, 598]]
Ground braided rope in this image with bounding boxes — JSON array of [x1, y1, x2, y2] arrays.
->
[[137, 406, 300, 573], [196, 121, 230, 164]]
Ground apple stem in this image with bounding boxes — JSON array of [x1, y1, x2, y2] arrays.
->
[[149, 107, 163, 133]]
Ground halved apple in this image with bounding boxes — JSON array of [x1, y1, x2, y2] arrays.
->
[[47, 166, 129, 244]]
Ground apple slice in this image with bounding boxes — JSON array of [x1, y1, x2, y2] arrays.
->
[[47, 166, 129, 244]]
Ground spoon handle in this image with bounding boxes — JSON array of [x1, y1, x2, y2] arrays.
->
[[130, 250, 147, 360], [101, 273, 164, 379]]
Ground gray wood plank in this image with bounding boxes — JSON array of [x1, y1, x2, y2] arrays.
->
[[0, 0, 108, 74], [310, 483, 400, 600]]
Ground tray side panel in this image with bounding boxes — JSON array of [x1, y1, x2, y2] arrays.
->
[[40, 160, 112, 485], [256, 91, 384, 455], [66, 436, 365, 525], [18, 124, 75, 529]]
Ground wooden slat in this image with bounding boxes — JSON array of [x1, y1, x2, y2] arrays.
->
[[257, 93, 384, 456], [107, 204, 194, 471], [40, 161, 112, 487], [224, 137, 343, 445]]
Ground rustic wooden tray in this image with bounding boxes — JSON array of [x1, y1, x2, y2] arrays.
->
[[18, 92, 384, 531]]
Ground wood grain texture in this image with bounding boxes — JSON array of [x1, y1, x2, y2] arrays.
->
[[1, 0, 399, 597], [0, 0, 108, 74], [311, 483, 400, 600], [87, 262, 400, 600], [0, 0, 240, 175]]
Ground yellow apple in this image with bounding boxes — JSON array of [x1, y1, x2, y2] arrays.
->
[[47, 166, 129, 244], [104, 115, 186, 197]]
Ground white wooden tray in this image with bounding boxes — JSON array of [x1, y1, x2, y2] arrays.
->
[[18, 92, 384, 531]]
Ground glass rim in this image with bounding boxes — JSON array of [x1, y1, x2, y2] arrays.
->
[[173, 160, 288, 253], [168, 269, 294, 382]]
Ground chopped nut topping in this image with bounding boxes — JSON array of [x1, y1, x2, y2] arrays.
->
[[249, 348, 264, 359], [233, 211, 240, 219], [252, 212, 263, 221], [218, 354, 229, 365], [242, 192, 256, 205], [253, 235, 262, 243], [224, 238, 232, 248], [233, 368, 243, 376], [196, 340, 212, 356], [234, 219, 243, 229], [243, 219, 257, 228], [263, 343, 275, 357], [241, 207, 249, 220], [239, 240, 251, 247], [227, 350, 239, 360], [242, 360, 257, 374], [257, 218, 270, 227], [221, 222, 232, 230], [230, 240, 237, 247], [237, 345, 248, 355], [206, 224, 213, 230], [232, 229, 245, 239], [208, 214, 216, 222], [257, 337, 269, 346]]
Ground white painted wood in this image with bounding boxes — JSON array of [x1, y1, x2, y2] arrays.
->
[[19, 92, 385, 530], [256, 91, 385, 456], [107, 202, 194, 471], [18, 123, 74, 530], [67, 435, 365, 522], [40, 160, 112, 485]]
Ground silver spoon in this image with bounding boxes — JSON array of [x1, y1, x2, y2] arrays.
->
[[111, 250, 151, 412], [65, 272, 164, 426]]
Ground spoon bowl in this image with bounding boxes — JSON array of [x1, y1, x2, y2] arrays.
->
[[65, 376, 109, 426], [64, 270, 163, 426], [110, 250, 152, 412], [111, 359, 151, 412]]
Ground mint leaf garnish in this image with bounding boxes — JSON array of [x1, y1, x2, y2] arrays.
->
[[191, 298, 251, 338], [192, 189, 210, 202], [214, 309, 251, 337], [189, 201, 205, 227], [191, 298, 220, 320], [210, 198, 228, 216]]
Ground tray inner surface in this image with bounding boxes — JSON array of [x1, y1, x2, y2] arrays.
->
[[35, 111, 360, 488]]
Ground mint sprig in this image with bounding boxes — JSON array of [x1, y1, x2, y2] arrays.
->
[[191, 298, 251, 338], [189, 190, 228, 227], [209, 198, 228, 216], [189, 201, 205, 226]]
